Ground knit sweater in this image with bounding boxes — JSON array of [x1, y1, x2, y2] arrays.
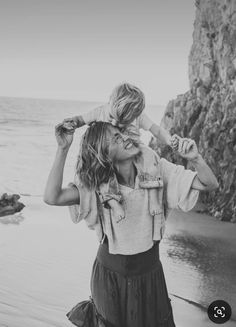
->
[[68, 145, 199, 254]]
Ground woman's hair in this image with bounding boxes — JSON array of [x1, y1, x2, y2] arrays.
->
[[76, 122, 115, 189], [109, 82, 145, 125]]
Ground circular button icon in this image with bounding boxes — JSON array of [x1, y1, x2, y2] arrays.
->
[[208, 300, 232, 324]]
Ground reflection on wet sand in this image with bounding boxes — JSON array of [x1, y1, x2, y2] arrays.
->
[[161, 209, 236, 321]]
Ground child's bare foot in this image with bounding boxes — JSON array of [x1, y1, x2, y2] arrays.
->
[[170, 134, 181, 151]]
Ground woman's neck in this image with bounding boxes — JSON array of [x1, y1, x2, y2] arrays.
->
[[115, 160, 136, 188]]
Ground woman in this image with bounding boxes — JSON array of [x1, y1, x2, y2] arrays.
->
[[44, 121, 218, 327]]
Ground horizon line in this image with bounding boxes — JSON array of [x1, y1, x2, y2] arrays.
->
[[0, 95, 165, 107]]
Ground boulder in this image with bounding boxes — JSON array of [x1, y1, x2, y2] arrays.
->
[[0, 193, 25, 217]]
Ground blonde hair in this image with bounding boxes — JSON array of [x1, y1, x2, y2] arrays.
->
[[109, 82, 145, 125], [76, 122, 115, 189]]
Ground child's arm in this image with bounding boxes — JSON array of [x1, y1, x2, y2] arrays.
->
[[139, 113, 172, 146], [139, 113, 182, 150], [150, 125, 186, 152], [62, 104, 109, 130]]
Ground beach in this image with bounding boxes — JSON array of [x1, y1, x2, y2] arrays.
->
[[0, 97, 235, 326], [1, 196, 236, 327]]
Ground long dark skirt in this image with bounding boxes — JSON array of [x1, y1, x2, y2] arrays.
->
[[89, 240, 176, 327]]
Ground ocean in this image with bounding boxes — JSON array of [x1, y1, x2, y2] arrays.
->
[[0, 97, 163, 196], [0, 97, 235, 327]]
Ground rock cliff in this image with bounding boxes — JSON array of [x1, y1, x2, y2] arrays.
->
[[150, 0, 236, 222]]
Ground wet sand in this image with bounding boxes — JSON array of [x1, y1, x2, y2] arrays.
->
[[0, 196, 235, 327], [162, 208, 236, 326]]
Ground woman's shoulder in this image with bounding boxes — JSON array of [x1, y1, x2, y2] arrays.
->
[[135, 145, 161, 174], [136, 145, 181, 179], [140, 144, 160, 163]]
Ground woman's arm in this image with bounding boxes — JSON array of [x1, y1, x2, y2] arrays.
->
[[189, 154, 219, 191], [43, 123, 80, 206], [177, 138, 219, 191]]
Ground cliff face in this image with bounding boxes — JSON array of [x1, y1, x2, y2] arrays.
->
[[151, 0, 236, 222]]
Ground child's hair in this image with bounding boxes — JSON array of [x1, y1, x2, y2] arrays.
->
[[109, 82, 145, 125]]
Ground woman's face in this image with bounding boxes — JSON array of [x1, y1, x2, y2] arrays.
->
[[105, 125, 140, 162]]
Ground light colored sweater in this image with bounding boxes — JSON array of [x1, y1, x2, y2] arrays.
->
[[68, 146, 199, 255]]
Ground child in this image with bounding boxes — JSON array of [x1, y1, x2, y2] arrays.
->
[[61, 82, 175, 147], [60, 83, 180, 223]]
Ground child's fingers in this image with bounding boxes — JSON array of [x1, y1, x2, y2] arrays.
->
[[171, 141, 179, 151], [171, 134, 180, 141], [172, 138, 178, 144], [170, 134, 180, 151]]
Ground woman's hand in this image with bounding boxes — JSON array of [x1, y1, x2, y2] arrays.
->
[[62, 116, 85, 129], [55, 122, 75, 150], [176, 137, 199, 161]]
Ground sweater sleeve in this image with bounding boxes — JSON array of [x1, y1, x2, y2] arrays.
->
[[159, 158, 199, 212], [67, 174, 99, 229], [67, 174, 84, 224], [67, 182, 82, 224]]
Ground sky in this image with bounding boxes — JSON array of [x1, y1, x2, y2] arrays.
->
[[0, 0, 195, 105]]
